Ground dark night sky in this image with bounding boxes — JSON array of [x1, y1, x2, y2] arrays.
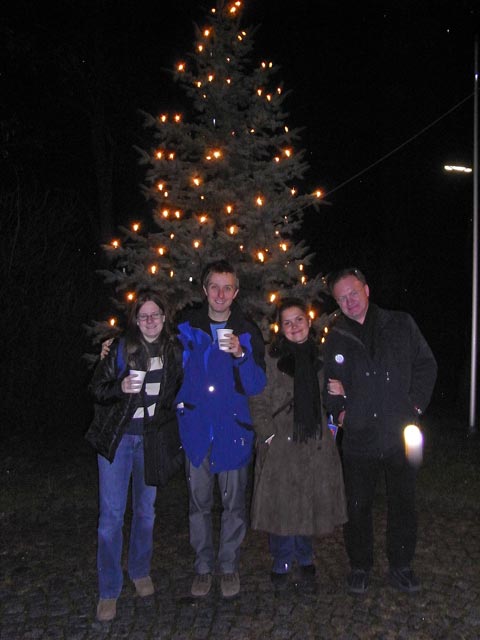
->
[[3, 0, 479, 410]]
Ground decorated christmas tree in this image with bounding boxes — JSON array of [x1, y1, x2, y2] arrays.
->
[[91, 0, 327, 342]]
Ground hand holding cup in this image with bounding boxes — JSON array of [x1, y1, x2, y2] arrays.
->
[[122, 369, 146, 394], [217, 328, 234, 352]]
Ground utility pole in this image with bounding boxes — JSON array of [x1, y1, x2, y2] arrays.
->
[[470, 35, 478, 435]]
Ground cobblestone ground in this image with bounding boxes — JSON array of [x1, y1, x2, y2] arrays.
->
[[1, 418, 479, 639]]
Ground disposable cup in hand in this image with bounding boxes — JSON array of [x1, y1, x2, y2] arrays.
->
[[129, 369, 146, 393], [217, 328, 233, 352]]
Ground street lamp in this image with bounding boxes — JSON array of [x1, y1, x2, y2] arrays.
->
[[443, 37, 479, 434], [443, 162, 476, 433], [444, 165, 473, 173]]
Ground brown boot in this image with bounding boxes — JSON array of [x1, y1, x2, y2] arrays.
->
[[96, 598, 117, 622], [133, 576, 154, 597]]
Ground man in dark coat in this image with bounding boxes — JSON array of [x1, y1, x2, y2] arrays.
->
[[175, 260, 266, 599], [323, 268, 437, 595]]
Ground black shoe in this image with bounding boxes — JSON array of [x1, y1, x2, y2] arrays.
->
[[270, 571, 289, 589], [347, 569, 369, 595], [388, 567, 421, 593], [300, 564, 316, 580]]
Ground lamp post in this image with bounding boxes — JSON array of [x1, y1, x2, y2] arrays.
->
[[444, 36, 478, 434], [472, 36, 478, 434]]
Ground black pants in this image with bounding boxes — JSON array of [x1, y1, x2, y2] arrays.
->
[[342, 449, 417, 571]]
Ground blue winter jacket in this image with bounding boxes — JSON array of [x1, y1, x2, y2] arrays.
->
[[175, 303, 266, 472]]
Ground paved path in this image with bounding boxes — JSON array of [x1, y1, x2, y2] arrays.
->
[[1, 420, 479, 639]]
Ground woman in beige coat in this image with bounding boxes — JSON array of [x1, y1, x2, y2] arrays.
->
[[250, 298, 347, 586]]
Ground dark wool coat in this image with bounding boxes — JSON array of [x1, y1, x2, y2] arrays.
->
[[323, 306, 438, 457], [250, 343, 347, 537], [85, 338, 183, 462]]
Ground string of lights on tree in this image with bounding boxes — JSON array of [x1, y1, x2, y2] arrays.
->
[[88, 0, 331, 342]]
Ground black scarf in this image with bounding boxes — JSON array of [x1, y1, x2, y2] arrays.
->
[[344, 303, 379, 359], [274, 337, 323, 443]]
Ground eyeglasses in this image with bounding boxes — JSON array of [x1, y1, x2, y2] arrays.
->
[[137, 312, 164, 322]]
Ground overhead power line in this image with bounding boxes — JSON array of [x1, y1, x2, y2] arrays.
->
[[323, 93, 474, 198]]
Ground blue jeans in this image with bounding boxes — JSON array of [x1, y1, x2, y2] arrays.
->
[[97, 434, 157, 598], [269, 534, 313, 574]]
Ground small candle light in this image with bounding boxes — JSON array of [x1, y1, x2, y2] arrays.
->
[[403, 424, 423, 466]]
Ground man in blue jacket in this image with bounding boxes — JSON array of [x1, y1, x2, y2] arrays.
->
[[323, 268, 437, 596], [176, 260, 266, 599]]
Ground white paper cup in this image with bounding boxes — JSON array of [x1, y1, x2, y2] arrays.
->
[[129, 369, 146, 393], [217, 328, 233, 351]]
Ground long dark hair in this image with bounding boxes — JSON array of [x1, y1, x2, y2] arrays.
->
[[123, 290, 174, 370]]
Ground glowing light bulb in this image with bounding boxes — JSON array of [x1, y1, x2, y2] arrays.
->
[[132, 222, 140, 232], [111, 239, 120, 249], [199, 215, 208, 223], [256, 196, 264, 206], [193, 240, 200, 248], [126, 292, 135, 301], [206, 149, 222, 160], [109, 318, 117, 326], [308, 310, 315, 319], [280, 243, 288, 252], [156, 150, 164, 159], [269, 293, 276, 302], [150, 265, 157, 274], [177, 62, 186, 72], [257, 251, 265, 262], [157, 247, 166, 255], [162, 209, 169, 218], [174, 114, 182, 122], [159, 114, 167, 122], [226, 204, 233, 214], [157, 182, 165, 191], [314, 189, 323, 198]]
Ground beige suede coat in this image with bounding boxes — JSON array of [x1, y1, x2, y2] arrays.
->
[[250, 346, 347, 537]]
